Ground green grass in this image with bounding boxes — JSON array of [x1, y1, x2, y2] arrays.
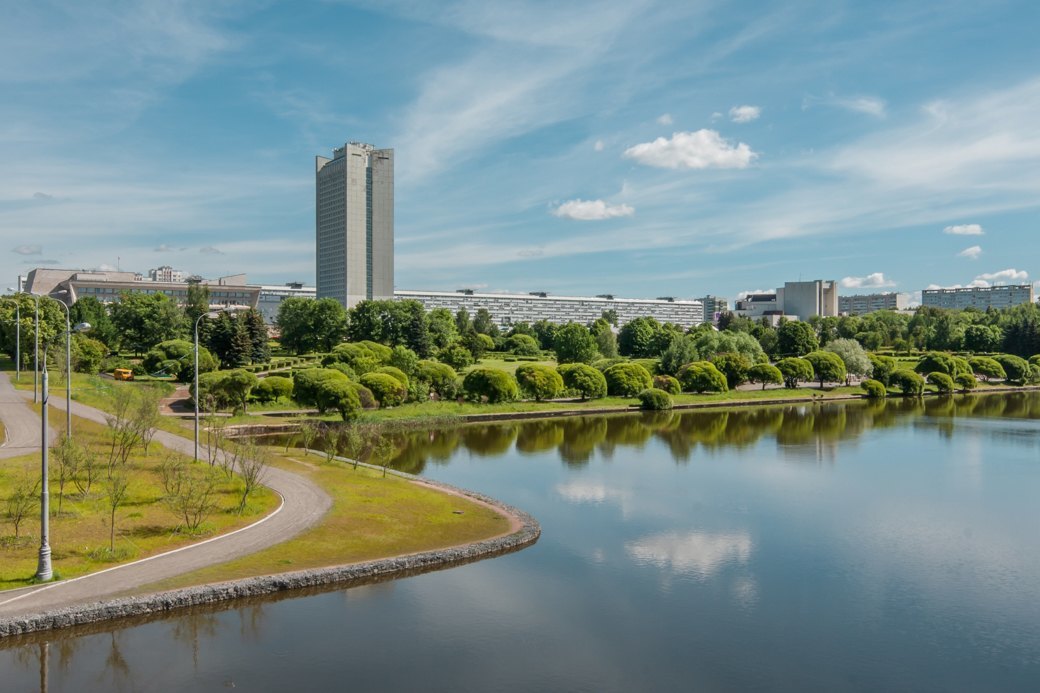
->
[[463, 357, 558, 376], [0, 412, 278, 591], [129, 448, 512, 593]]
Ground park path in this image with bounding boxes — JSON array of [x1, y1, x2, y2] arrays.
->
[[0, 373, 332, 619], [0, 373, 56, 459]]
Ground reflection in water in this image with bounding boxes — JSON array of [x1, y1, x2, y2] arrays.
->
[[625, 530, 753, 579]]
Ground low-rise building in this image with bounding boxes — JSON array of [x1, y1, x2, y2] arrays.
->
[[921, 285, 1034, 310], [839, 292, 907, 314], [258, 283, 316, 323], [394, 289, 704, 329], [24, 268, 260, 310]]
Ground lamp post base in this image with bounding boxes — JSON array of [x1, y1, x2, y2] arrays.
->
[[36, 543, 53, 582]]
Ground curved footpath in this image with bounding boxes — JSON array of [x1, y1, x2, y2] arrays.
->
[[0, 374, 56, 459], [0, 373, 539, 638]]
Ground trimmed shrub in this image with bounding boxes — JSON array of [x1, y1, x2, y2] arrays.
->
[[968, 356, 1006, 381], [416, 360, 460, 400], [359, 372, 407, 408], [711, 352, 752, 389], [860, 379, 887, 398], [143, 339, 217, 382], [927, 371, 954, 394], [515, 363, 564, 401], [438, 343, 474, 370], [678, 361, 728, 394], [652, 374, 681, 395], [603, 362, 653, 397], [557, 363, 607, 400], [358, 340, 393, 363], [630, 358, 660, 376], [775, 357, 814, 389], [747, 363, 783, 390], [351, 382, 378, 409], [374, 365, 410, 389], [253, 375, 293, 403], [804, 351, 847, 388], [869, 354, 897, 386], [293, 368, 350, 410], [504, 334, 541, 356], [327, 362, 358, 380], [592, 357, 625, 372], [914, 352, 970, 378], [389, 345, 420, 377], [954, 372, 977, 391], [315, 378, 362, 420], [638, 388, 673, 410], [462, 368, 519, 403], [993, 354, 1030, 384], [890, 369, 925, 396]]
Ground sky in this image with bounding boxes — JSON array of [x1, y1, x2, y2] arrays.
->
[[2, 0, 1039, 306]]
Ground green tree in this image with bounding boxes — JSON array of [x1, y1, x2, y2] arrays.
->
[[824, 338, 871, 384], [775, 357, 814, 389], [515, 363, 564, 401], [360, 372, 407, 407], [109, 292, 185, 355], [427, 308, 458, 349], [861, 379, 887, 398], [553, 323, 599, 364], [70, 333, 108, 374], [532, 320, 559, 351], [557, 363, 607, 400], [868, 354, 897, 386], [455, 307, 472, 334], [275, 297, 313, 354], [890, 369, 924, 395], [207, 312, 251, 368], [504, 333, 540, 356], [927, 371, 954, 393], [69, 296, 119, 349], [416, 360, 459, 400], [472, 308, 499, 337], [678, 361, 728, 393], [776, 321, 819, 357], [315, 378, 363, 420], [710, 352, 753, 389], [747, 363, 783, 390], [659, 334, 699, 376], [968, 356, 1006, 381], [221, 369, 259, 414], [184, 281, 210, 327], [804, 351, 847, 388], [993, 353, 1031, 384], [437, 343, 474, 370], [462, 368, 519, 403], [603, 362, 653, 397], [403, 301, 433, 357], [311, 298, 350, 352], [617, 317, 663, 358], [243, 309, 270, 364]]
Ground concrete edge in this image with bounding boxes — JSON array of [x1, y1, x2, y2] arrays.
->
[[0, 475, 540, 639]]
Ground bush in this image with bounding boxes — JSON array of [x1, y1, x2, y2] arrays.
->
[[804, 351, 847, 388], [327, 362, 358, 380], [70, 334, 107, 374], [868, 354, 897, 386], [652, 375, 681, 395], [389, 345, 419, 376], [357, 340, 393, 363], [374, 365, 410, 389], [438, 343, 474, 370], [557, 363, 607, 400], [415, 360, 460, 400], [293, 368, 350, 410], [914, 352, 960, 377], [747, 363, 783, 390], [143, 339, 217, 382], [462, 368, 519, 403], [603, 362, 653, 397], [890, 369, 925, 396], [351, 382, 378, 409], [515, 363, 564, 401], [638, 388, 673, 410], [968, 356, 1006, 381], [678, 361, 728, 393], [711, 352, 753, 389], [630, 358, 660, 376], [359, 372, 407, 407], [927, 371, 954, 394], [253, 376, 293, 403], [993, 354, 1031, 384], [860, 379, 887, 398], [504, 334, 541, 356], [315, 378, 362, 420], [775, 357, 814, 389], [954, 372, 977, 391]]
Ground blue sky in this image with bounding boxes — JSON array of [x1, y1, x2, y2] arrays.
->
[[3, 1, 1039, 305]]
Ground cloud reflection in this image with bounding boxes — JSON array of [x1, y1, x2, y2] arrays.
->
[[625, 530, 752, 579]]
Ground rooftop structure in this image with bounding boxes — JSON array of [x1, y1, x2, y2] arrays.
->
[[23, 268, 260, 310]]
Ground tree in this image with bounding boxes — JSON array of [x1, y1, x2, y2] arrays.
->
[[69, 296, 119, 349], [747, 363, 783, 390], [311, 298, 350, 352], [104, 468, 131, 552], [109, 292, 186, 355], [243, 309, 270, 365], [437, 343, 473, 370], [5, 475, 38, 539], [993, 354, 1031, 384], [275, 297, 314, 354], [184, 281, 211, 327], [532, 320, 559, 351], [52, 434, 83, 514], [914, 352, 960, 377], [293, 368, 351, 410], [416, 360, 459, 400], [427, 307, 458, 349], [455, 308, 472, 334], [968, 356, 1006, 382], [235, 440, 268, 513], [220, 369, 259, 414], [962, 324, 1002, 353], [462, 368, 519, 403], [710, 352, 753, 389], [603, 362, 653, 396], [144, 339, 216, 382], [861, 379, 887, 398], [70, 334, 108, 374], [253, 376, 293, 403], [659, 334, 699, 376], [678, 361, 728, 393], [472, 308, 499, 337], [105, 388, 149, 473], [890, 369, 924, 395], [775, 357, 814, 389], [360, 372, 407, 407], [557, 363, 607, 400], [594, 328, 618, 359], [690, 330, 767, 364], [868, 354, 897, 386], [402, 301, 433, 357], [824, 338, 871, 385], [804, 351, 847, 388], [927, 371, 954, 393], [638, 388, 673, 410], [162, 457, 218, 534], [504, 333, 540, 356], [617, 317, 663, 358], [515, 363, 564, 401], [206, 312, 251, 368], [276, 297, 347, 354], [553, 323, 598, 364], [776, 321, 819, 357]]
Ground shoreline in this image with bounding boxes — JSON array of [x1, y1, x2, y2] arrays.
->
[[0, 467, 540, 640]]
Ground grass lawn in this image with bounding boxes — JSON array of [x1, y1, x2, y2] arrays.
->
[[463, 356, 558, 376], [0, 412, 278, 591], [131, 448, 512, 593]]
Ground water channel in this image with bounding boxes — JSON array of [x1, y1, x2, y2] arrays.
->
[[3, 393, 1040, 691]]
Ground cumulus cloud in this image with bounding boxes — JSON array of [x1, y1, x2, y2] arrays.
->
[[657, 113, 673, 125], [12, 244, 42, 255], [729, 105, 761, 123], [553, 198, 635, 221], [593, 139, 604, 152], [944, 223, 984, 235], [736, 289, 772, 299], [958, 245, 982, 260], [199, 246, 223, 255], [974, 268, 1027, 284], [623, 129, 757, 169], [839, 272, 895, 289]]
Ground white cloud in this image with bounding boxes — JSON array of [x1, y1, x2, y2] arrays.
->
[[974, 268, 1028, 284], [958, 245, 982, 260], [838, 96, 887, 117], [839, 272, 895, 289], [943, 223, 984, 235], [736, 288, 772, 299], [12, 244, 41, 255], [553, 198, 634, 221], [729, 105, 760, 123], [656, 113, 673, 125], [593, 139, 604, 152], [623, 129, 757, 169], [625, 530, 752, 578], [199, 245, 223, 255]]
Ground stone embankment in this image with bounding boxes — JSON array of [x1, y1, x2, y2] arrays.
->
[[0, 479, 539, 639]]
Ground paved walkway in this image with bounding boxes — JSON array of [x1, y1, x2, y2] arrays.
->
[[0, 373, 55, 459], [0, 373, 332, 619]]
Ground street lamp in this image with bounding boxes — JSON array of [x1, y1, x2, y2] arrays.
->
[[41, 292, 90, 439], [194, 309, 225, 461], [37, 345, 52, 580]]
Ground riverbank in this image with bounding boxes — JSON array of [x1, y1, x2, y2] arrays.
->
[[0, 463, 539, 639]]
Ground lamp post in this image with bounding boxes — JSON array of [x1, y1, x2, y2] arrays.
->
[[33, 293, 39, 403], [41, 292, 90, 439], [36, 346, 52, 581], [194, 310, 220, 461]]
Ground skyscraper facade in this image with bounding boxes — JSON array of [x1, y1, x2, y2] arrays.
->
[[315, 142, 394, 308]]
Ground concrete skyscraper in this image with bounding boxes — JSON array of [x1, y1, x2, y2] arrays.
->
[[315, 141, 394, 308]]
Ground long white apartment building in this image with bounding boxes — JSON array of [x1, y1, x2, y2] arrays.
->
[[394, 290, 704, 329], [839, 292, 907, 314], [922, 284, 1034, 310]]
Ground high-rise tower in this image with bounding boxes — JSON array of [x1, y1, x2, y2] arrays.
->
[[315, 142, 394, 308]]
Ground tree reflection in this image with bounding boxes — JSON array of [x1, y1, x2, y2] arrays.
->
[[515, 421, 565, 455], [460, 425, 518, 456], [557, 418, 608, 466]]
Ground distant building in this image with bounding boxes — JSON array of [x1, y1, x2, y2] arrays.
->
[[23, 268, 260, 310], [921, 285, 1034, 310], [699, 295, 729, 323], [394, 290, 704, 329], [734, 280, 838, 321], [839, 292, 907, 314], [258, 283, 316, 324], [148, 265, 184, 283], [316, 141, 394, 309]]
